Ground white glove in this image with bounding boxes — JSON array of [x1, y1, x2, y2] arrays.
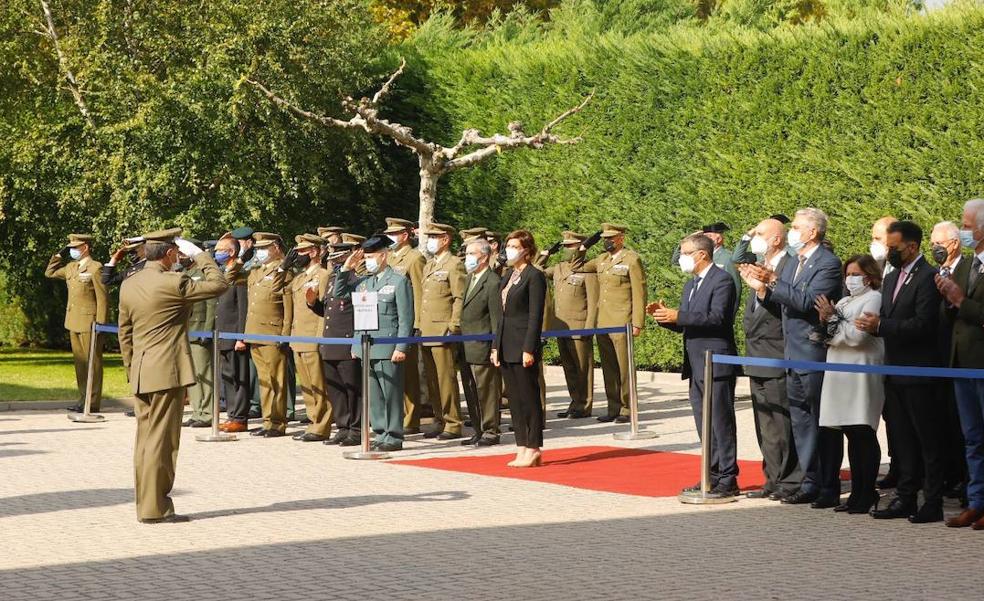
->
[[174, 237, 203, 258]]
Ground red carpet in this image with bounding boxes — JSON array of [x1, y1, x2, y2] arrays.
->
[[391, 446, 849, 498]]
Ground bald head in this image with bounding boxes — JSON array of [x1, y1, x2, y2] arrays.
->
[[871, 216, 898, 244], [750, 218, 786, 259]]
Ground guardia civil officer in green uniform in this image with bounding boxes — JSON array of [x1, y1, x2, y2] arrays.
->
[[118, 228, 228, 523], [181, 238, 217, 427], [573, 223, 646, 422], [45, 234, 109, 412], [535, 231, 599, 418], [334, 235, 414, 452]]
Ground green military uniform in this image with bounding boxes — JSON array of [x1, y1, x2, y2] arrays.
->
[[186, 262, 217, 423], [384, 217, 427, 431], [336, 248, 414, 449], [44, 234, 109, 411], [290, 234, 332, 438], [535, 231, 599, 417], [243, 233, 293, 435], [420, 223, 467, 436], [574, 223, 646, 419], [118, 229, 228, 521]]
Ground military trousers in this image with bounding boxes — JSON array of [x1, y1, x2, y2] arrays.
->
[[558, 335, 593, 415], [133, 387, 184, 521], [250, 344, 288, 433], [368, 359, 405, 446], [421, 344, 463, 435], [188, 341, 214, 422], [401, 343, 422, 431], [69, 329, 103, 411], [598, 332, 630, 417], [295, 350, 332, 437]]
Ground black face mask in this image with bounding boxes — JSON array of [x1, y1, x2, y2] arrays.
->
[[931, 244, 948, 266], [603, 239, 616, 253], [294, 254, 311, 269], [887, 247, 906, 269], [179, 258, 193, 269]]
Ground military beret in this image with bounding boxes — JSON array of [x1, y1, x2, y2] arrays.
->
[[294, 233, 325, 250], [562, 231, 587, 245], [383, 218, 414, 234], [66, 233, 94, 248], [769, 214, 791, 224], [600, 223, 628, 238], [421, 223, 455, 236], [702, 222, 730, 234], [142, 228, 182, 244], [342, 233, 365, 245], [361, 234, 393, 253], [252, 232, 282, 248], [230, 226, 254, 240]]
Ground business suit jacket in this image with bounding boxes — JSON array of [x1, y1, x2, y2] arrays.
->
[[946, 254, 984, 369], [118, 255, 229, 395], [766, 244, 842, 370], [660, 265, 739, 380], [101, 259, 146, 287], [244, 261, 292, 345], [309, 268, 355, 361], [45, 255, 109, 332], [185, 266, 217, 346], [334, 266, 413, 360], [419, 251, 467, 343], [742, 254, 789, 378], [575, 247, 646, 329], [461, 269, 502, 364], [388, 244, 426, 330], [215, 268, 248, 352], [494, 266, 547, 363], [289, 264, 327, 353], [878, 255, 942, 383]]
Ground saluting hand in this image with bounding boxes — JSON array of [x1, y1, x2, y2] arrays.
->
[[344, 249, 363, 272]]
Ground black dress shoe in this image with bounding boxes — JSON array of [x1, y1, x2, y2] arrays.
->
[[190, 420, 211, 428], [877, 472, 898, 490], [908, 502, 943, 524], [423, 430, 442, 439], [711, 484, 740, 497], [66, 404, 83, 413], [326, 432, 347, 445], [291, 431, 307, 440], [124, 409, 135, 417], [568, 410, 591, 419], [437, 431, 461, 441], [182, 418, 197, 427], [834, 503, 852, 512], [299, 417, 312, 425], [557, 409, 572, 418], [263, 429, 285, 438], [339, 435, 361, 447], [247, 409, 261, 419], [249, 428, 268, 437], [596, 415, 617, 423], [870, 497, 916, 519], [298, 433, 326, 442], [769, 489, 793, 501], [461, 434, 482, 446], [810, 497, 841, 509], [476, 437, 500, 447], [746, 488, 775, 499], [780, 490, 819, 505], [139, 514, 191, 524], [463, 420, 473, 428], [378, 442, 403, 452], [682, 482, 703, 493], [614, 415, 630, 424]]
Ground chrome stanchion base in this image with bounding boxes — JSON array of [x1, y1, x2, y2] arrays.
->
[[196, 433, 238, 442], [678, 490, 738, 505], [613, 430, 658, 441], [68, 412, 106, 423], [343, 450, 391, 460]]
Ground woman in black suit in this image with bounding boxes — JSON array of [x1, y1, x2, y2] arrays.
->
[[492, 230, 547, 468]]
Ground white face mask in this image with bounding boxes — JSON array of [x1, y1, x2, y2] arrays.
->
[[364, 256, 380, 274], [425, 238, 440, 255], [464, 254, 479, 273], [678, 253, 696, 274], [869, 241, 888, 262], [505, 247, 523, 266], [749, 235, 769, 257], [959, 229, 980, 249], [787, 229, 804, 251], [69, 248, 82, 261], [386, 234, 400, 246], [845, 275, 866, 296], [254, 248, 270, 263]]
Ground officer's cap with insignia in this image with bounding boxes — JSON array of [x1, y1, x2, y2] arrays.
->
[[121, 236, 146, 252], [600, 223, 628, 238], [702, 222, 730, 234], [342, 233, 365, 245], [460, 227, 487, 243], [317, 226, 345, 238], [229, 226, 254, 240], [294, 233, 325, 250], [66, 234, 95, 248], [361, 234, 393, 253], [562, 231, 587, 245], [252, 232, 282, 248], [383, 218, 414, 234], [327, 241, 356, 261], [141, 227, 183, 249], [485, 231, 502, 242], [422, 223, 456, 237]]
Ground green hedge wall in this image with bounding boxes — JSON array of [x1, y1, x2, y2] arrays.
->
[[407, 5, 984, 369]]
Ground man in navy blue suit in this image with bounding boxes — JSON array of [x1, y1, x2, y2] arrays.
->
[[651, 233, 740, 496], [739, 208, 843, 505]]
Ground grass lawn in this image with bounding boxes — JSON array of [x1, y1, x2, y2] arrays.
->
[[0, 348, 130, 402]]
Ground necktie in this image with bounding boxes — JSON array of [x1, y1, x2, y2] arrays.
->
[[970, 257, 982, 292], [689, 276, 702, 301], [892, 267, 907, 303], [794, 255, 807, 280], [467, 274, 479, 296]]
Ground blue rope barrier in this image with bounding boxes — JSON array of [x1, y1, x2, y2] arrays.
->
[[713, 354, 984, 380], [543, 326, 624, 338], [216, 332, 358, 346]]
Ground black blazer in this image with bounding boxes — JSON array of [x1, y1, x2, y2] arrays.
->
[[946, 254, 984, 369], [741, 255, 788, 378], [493, 265, 546, 364], [310, 272, 355, 361], [661, 264, 738, 381], [878, 255, 942, 383], [214, 282, 247, 352]]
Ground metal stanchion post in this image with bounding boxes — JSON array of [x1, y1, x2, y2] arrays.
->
[[197, 328, 237, 442], [345, 334, 389, 460], [679, 350, 735, 504], [69, 321, 106, 423], [614, 323, 656, 440]]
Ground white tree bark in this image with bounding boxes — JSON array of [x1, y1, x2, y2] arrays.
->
[[39, 0, 94, 128]]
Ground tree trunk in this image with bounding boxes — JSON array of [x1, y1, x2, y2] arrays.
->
[[417, 155, 440, 253]]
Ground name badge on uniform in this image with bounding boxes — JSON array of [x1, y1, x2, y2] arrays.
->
[[263, 274, 274, 281], [353, 291, 379, 331], [304, 279, 319, 290], [611, 265, 629, 276], [78, 273, 92, 282], [192, 276, 202, 281], [566, 274, 585, 286], [432, 270, 449, 282], [380, 284, 396, 295]]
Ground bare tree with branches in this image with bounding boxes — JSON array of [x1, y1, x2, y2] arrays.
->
[[246, 58, 592, 239]]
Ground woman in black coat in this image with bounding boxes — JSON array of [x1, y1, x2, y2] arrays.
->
[[492, 230, 547, 468]]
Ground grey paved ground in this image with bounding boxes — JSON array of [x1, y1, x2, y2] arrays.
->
[[1, 368, 978, 600]]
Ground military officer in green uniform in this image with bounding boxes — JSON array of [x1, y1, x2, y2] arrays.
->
[[574, 223, 646, 422], [334, 235, 414, 451], [45, 234, 109, 412], [420, 223, 467, 439], [384, 217, 427, 433], [536, 230, 599, 418], [182, 238, 217, 427], [118, 228, 228, 523]]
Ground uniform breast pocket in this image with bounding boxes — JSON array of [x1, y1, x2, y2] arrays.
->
[[610, 265, 630, 278], [566, 275, 586, 287], [379, 293, 398, 314]]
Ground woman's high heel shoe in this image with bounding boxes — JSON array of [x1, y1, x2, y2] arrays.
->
[[515, 451, 542, 468]]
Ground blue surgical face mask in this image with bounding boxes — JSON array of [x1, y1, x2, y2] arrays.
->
[[959, 229, 980, 249], [254, 248, 270, 263], [214, 250, 231, 263], [787, 229, 804, 252], [364, 256, 380, 274], [69, 248, 82, 261], [464, 254, 479, 273]]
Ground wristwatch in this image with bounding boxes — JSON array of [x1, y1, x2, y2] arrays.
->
[[767, 278, 778, 291]]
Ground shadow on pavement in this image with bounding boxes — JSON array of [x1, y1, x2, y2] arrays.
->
[[187, 490, 470, 521], [0, 488, 132, 518]]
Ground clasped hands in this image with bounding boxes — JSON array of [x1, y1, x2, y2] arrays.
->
[[646, 300, 678, 325], [737, 263, 776, 292]]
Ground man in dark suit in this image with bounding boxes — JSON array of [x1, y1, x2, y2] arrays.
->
[[856, 221, 944, 522], [214, 236, 251, 433], [651, 233, 740, 497], [460, 238, 503, 446], [738, 208, 842, 506], [938, 199, 984, 528], [737, 218, 802, 500]]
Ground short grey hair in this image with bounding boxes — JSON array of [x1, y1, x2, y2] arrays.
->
[[932, 221, 960, 241], [965, 198, 984, 229], [144, 241, 174, 261], [795, 207, 829, 240], [681, 233, 714, 258], [466, 239, 492, 258]]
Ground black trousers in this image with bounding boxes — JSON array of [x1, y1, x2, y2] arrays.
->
[[749, 374, 801, 493], [819, 425, 880, 506], [688, 370, 738, 489], [323, 359, 361, 436], [220, 348, 251, 422], [501, 361, 543, 448], [887, 381, 947, 506]]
